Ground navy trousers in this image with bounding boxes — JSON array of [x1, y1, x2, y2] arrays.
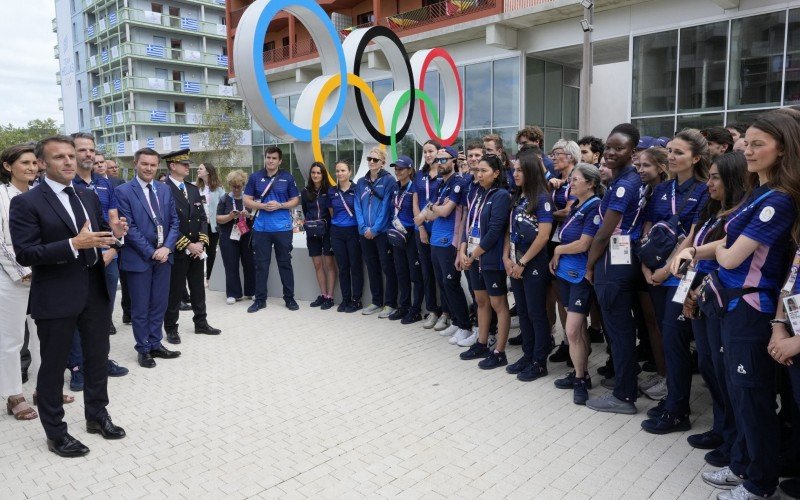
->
[[330, 225, 363, 302], [430, 244, 469, 329], [391, 231, 423, 314], [415, 231, 441, 315], [660, 286, 694, 415], [127, 262, 171, 353], [360, 233, 397, 308], [510, 256, 550, 365], [219, 231, 255, 299], [252, 230, 295, 301]]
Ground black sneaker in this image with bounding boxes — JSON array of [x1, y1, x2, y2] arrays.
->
[[247, 300, 266, 313], [388, 309, 407, 321], [646, 399, 667, 419], [401, 312, 422, 324], [554, 371, 576, 389], [704, 447, 730, 468], [310, 295, 325, 307], [109, 323, 117, 335], [321, 297, 334, 310], [573, 378, 590, 405], [285, 298, 300, 311], [517, 361, 547, 381], [479, 351, 508, 370], [345, 300, 362, 313], [506, 357, 531, 375], [508, 334, 523, 346], [588, 326, 604, 343], [549, 341, 569, 363], [641, 411, 691, 435], [597, 356, 614, 378], [122, 313, 131, 325], [687, 430, 724, 450], [337, 301, 349, 312], [641, 360, 657, 373], [460, 342, 490, 360]]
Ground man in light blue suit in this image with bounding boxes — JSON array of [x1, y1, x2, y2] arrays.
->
[[115, 148, 181, 368]]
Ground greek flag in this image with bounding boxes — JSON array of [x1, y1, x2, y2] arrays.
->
[[117, 142, 125, 155], [179, 133, 190, 149], [220, 133, 230, 147], [113, 79, 121, 92], [91, 86, 98, 98], [87, 24, 94, 37], [150, 110, 167, 123], [181, 18, 199, 31], [146, 137, 156, 149], [105, 114, 112, 125], [183, 81, 200, 94], [217, 54, 228, 66], [109, 12, 117, 26], [214, 0, 225, 4], [101, 50, 108, 63], [146, 44, 165, 58]]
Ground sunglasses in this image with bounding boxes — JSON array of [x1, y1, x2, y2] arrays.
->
[[366, 157, 383, 163], [435, 157, 453, 164]]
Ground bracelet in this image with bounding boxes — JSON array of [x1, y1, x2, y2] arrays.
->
[[770, 318, 791, 328], [690, 246, 697, 258]]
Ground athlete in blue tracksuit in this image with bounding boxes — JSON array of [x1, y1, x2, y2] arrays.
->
[[355, 149, 397, 315], [584, 123, 645, 415], [328, 161, 363, 313]]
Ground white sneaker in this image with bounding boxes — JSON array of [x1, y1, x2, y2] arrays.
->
[[639, 373, 663, 391], [423, 312, 439, 329], [449, 328, 471, 345], [378, 306, 396, 319], [458, 328, 479, 347], [701, 467, 744, 490], [510, 316, 520, 330], [226, 297, 236, 305], [487, 334, 497, 350], [434, 315, 450, 331], [642, 378, 668, 400], [362, 304, 381, 315], [717, 484, 777, 500], [440, 324, 458, 337]]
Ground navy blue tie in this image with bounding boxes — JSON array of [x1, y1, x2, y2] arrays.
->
[[64, 186, 98, 267]]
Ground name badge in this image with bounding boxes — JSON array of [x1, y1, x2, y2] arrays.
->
[[156, 224, 164, 248], [509, 242, 516, 263], [392, 217, 406, 233], [610, 234, 631, 265], [467, 235, 480, 257], [230, 223, 242, 241], [783, 293, 800, 336], [672, 269, 697, 304]]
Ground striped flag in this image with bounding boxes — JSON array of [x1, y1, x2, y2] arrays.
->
[[109, 12, 117, 26], [117, 142, 125, 155], [91, 86, 98, 98], [146, 44, 165, 58], [113, 79, 121, 92], [105, 114, 112, 125], [87, 24, 94, 37], [183, 81, 201, 94], [101, 50, 108, 63], [220, 133, 230, 147], [150, 110, 168, 123], [146, 137, 156, 149], [217, 54, 228, 66], [179, 133, 190, 149], [181, 18, 199, 31]]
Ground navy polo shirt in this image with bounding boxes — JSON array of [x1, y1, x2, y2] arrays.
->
[[413, 170, 441, 233], [430, 174, 466, 248], [692, 216, 723, 275], [718, 185, 794, 313], [394, 180, 416, 228], [244, 169, 299, 232], [551, 180, 576, 212], [556, 196, 602, 283], [510, 193, 553, 263], [599, 165, 644, 241], [328, 185, 357, 227], [73, 172, 117, 221]]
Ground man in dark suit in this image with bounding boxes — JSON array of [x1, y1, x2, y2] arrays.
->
[[115, 148, 182, 368], [163, 149, 221, 344], [9, 136, 127, 457]]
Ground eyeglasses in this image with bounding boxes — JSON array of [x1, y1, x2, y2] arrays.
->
[[366, 157, 382, 163], [435, 157, 453, 164]]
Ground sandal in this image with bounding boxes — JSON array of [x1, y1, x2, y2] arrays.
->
[[6, 395, 38, 420], [32, 392, 75, 406]]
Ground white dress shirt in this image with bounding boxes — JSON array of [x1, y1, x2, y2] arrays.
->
[[45, 176, 94, 258]]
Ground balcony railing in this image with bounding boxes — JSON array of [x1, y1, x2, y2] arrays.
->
[[503, 0, 557, 11], [86, 8, 227, 40], [89, 76, 238, 99], [87, 42, 230, 70], [92, 109, 207, 128], [386, 0, 496, 32]]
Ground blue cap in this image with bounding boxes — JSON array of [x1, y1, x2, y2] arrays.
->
[[636, 136, 656, 150], [442, 146, 458, 159], [655, 137, 670, 148], [391, 155, 414, 169]]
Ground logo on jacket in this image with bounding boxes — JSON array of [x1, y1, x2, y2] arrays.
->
[[575, 299, 582, 307], [737, 364, 747, 375]]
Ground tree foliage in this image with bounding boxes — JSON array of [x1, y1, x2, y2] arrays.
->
[[195, 101, 250, 171], [0, 119, 60, 152]]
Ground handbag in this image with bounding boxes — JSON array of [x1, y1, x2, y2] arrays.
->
[[387, 228, 407, 247], [638, 180, 696, 269], [304, 219, 327, 237], [696, 270, 766, 319]]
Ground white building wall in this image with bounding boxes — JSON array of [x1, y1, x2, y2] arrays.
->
[[589, 61, 631, 138]]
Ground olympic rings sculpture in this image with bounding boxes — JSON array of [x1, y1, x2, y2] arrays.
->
[[233, 0, 463, 179]]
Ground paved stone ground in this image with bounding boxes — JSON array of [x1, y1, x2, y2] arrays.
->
[[0, 290, 724, 499]]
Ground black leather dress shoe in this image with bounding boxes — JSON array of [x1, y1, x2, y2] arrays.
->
[[179, 301, 192, 311], [122, 314, 131, 325], [47, 433, 90, 457], [194, 324, 221, 335], [166, 331, 181, 344], [109, 323, 117, 335], [87, 416, 126, 440], [138, 352, 156, 368], [151, 346, 181, 359]]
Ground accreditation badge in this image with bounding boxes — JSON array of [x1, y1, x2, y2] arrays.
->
[[783, 293, 800, 336], [230, 223, 242, 241], [156, 224, 164, 248], [672, 269, 697, 304], [392, 217, 407, 233], [609, 234, 631, 265]]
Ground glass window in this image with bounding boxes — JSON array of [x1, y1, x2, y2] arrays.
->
[[784, 9, 800, 105], [632, 117, 676, 138], [632, 30, 678, 116], [372, 78, 393, 102], [464, 128, 490, 147], [492, 57, 519, 127], [726, 108, 776, 126], [676, 113, 724, 132], [678, 21, 728, 112], [275, 96, 290, 124], [494, 127, 518, 155], [525, 57, 545, 126], [544, 129, 562, 151], [728, 11, 786, 109], [544, 62, 562, 128], [562, 86, 579, 130], [465, 62, 492, 129], [422, 70, 439, 134]]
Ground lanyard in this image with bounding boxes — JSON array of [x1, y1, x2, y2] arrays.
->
[[782, 248, 800, 294], [598, 170, 643, 236], [509, 196, 530, 237], [723, 189, 774, 232], [558, 196, 599, 240], [258, 175, 277, 201], [435, 176, 453, 206], [394, 181, 412, 216], [145, 184, 161, 222], [338, 186, 354, 218], [469, 188, 496, 232], [670, 180, 676, 215], [466, 186, 482, 221], [552, 181, 571, 208], [693, 216, 722, 247]]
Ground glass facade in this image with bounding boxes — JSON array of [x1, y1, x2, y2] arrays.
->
[[632, 7, 800, 137], [525, 58, 580, 148]]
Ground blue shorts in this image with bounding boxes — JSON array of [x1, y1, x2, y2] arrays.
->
[[469, 263, 508, 297], [306, 232, 333, 257], [558, 277, 592, 315]]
